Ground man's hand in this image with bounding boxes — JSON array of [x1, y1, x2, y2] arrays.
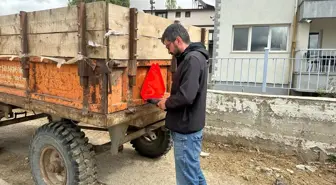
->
[[157, 98, 167, 110]]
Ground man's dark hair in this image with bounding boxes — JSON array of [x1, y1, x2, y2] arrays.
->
[[161, 23, 191, 44]]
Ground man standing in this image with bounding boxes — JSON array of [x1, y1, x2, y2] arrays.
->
[[157, 23, 209, 185]]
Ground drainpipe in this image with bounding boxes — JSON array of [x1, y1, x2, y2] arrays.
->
[[289, 0, 299, 95]]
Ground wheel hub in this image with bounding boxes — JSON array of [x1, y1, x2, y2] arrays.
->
[[40, 146, 67, 184]]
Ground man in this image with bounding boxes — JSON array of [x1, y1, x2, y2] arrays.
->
[[157, 23, 209, 185]]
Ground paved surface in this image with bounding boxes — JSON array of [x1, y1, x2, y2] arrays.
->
[[0, 118, 241, 185]]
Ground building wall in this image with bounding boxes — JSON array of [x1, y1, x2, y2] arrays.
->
[[216, 0, 296, 58], [310, 18, 336, 49], [213, 0, 298, 85], [205, 90, 336, 158], [167, 10, 214, 28], [293, 18, 336, 72]]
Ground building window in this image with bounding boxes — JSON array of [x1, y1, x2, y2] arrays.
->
[[155, 12, 167, 18], [209, 30, 214, 41], [251, 26, 269, 51], [233, 27, 249, 51], [308, 33, 320, 49], [185, 11, 191, 18], [270, 27, 288, 51], [232, 25, 289, 52], [175, 12, 181, 18]]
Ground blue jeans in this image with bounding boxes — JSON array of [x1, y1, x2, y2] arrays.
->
[[172, 130, 207, 185]]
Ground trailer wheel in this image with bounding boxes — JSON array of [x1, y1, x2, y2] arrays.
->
[[29, 120, 98, 185], [131, 128, 172, 158]]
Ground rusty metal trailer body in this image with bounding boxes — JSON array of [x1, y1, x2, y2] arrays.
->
[[0, 2, 208, 185]]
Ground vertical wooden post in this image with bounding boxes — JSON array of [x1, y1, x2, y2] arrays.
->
[[201, 28, 207, 46], [102, 1, 110, 114], [19, 11, 29, 78], [127, 8, 138, 106], [170, 20, 181, 73], [77, 2, 90, 114], [129, 8, 138, 87], [19, 11, 30, 97]]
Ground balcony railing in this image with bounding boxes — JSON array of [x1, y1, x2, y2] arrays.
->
[[295, 49, 336, 73], [209, 49, 336, 94]]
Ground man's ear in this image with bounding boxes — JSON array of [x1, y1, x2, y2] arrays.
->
[[175, 36, 182, 44]]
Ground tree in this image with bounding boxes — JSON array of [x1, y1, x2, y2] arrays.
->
[[165, 0, 177, 9], [68, 0, 130, 7]]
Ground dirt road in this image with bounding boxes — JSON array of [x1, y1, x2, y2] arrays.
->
[[0, 118, 335, 185]]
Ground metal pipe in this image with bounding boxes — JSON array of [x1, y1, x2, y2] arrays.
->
[[226, 58, 229, 84], [326, 56, 331, 91], [273, 59, 277, 87], [262, 48, 270, 92], [122, 120, 165, 144], [233, 58, 236, 85], [298, 57, 302, 90], [79, 126, 108, 131], [0, 113, 48, 127], [219, 59, 222, 83], [240, 59, 243, 86], [255, 59, 258, 87], [247, 59, 251, 86], [282, 59, 286, 88]]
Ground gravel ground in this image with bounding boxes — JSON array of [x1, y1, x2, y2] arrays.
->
[[0, 118, 335, 185]]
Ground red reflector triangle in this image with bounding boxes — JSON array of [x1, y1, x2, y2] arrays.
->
[[141, 63, 166, 100]]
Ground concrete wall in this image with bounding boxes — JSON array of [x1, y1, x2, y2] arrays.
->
[[205, 90, 336, 159]]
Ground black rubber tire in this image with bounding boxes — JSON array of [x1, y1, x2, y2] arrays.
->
[[29, 120, 98, 185], [131, 128, 172, 158]]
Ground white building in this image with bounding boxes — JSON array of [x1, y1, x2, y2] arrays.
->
[[144, 1, 215, 57], [212, 0, 336, 95]]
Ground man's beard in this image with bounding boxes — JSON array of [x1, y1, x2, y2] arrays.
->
[[170, 43, 181, 57]]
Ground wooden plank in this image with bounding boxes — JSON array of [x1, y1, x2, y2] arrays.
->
[[137, 11, 173, 38], [86, 2, 106, 31], [108, 4, 129, 34], [186, 25, 202, 42], [27, 31, 106, 58], [27, 6, 78, 33], [137, 12, 202, 41], [26, 1, 106, 34], [137, 36, 171, 59], [0, 14, 20, 35], [87, 31, 107, 59], [135, 13, 203, 59], [108, 35, 129, 59], [0, 35, 21, 54], [28, 32, 78, 57]]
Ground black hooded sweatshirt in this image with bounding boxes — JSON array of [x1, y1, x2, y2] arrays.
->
[[165, 42, 209, 134]]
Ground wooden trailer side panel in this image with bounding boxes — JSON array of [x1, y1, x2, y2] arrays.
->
[[0, 14, 20, 35], [106, 60, 171, 113], [108, 4, 130, 60], [0, 60, 26, 96], [29, 60, 104, 113], [0, 2, 208, 59], [0, 2, 107, 58], [0, 2, 208, 127]]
